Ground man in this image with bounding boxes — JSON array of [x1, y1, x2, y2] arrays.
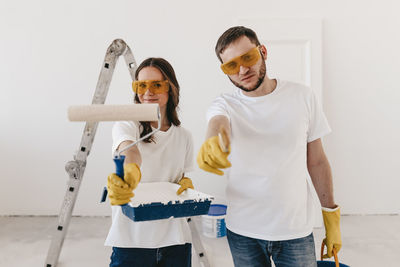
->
[[197, 26, 341, 267]]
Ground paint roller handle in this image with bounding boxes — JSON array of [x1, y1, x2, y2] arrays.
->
[[100, 155, 126, 203], [320, 242, 339, 267], [218, 125, 230, 153], [114, 155, 126, 179]]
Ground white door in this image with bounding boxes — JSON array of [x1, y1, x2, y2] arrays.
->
[[237, 18, 323, 101]]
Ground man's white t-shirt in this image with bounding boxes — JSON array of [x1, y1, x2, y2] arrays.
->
[[104, 121, 195, 248], [206, 79, 331, 241]]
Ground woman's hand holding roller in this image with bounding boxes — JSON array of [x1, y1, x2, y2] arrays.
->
[[107, 163, 141, 205]]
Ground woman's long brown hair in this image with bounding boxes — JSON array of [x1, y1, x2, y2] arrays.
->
[[134, 58, 181, 143]]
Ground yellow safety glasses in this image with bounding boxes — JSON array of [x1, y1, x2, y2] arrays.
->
[[132, 80, 169, 94], [220, 46, 261, 75]]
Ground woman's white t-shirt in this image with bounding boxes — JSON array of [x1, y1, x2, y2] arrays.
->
[[206, 79, 331, 241], [104, 121, 195, 248]]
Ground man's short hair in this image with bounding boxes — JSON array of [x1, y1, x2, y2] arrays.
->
[[215, 26, 261, 62]]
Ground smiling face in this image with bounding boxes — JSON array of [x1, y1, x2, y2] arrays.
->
[[136, 66, 169, 108], [220, 36, 267, 92]]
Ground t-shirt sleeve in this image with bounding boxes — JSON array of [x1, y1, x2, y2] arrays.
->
[[206, 96, 230, 123], [307, 90, 332, 142], [111, 121, 140, 154], [183, 130, 195, 173]]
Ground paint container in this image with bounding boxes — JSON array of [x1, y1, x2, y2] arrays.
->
[[201, 204, 227, 238]]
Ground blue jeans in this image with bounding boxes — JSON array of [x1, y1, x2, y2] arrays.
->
[[110, 243, 191, 267], [227, 229, 317, 267]]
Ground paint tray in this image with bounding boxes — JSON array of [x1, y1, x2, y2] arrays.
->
[[120, 182, 214, 222]]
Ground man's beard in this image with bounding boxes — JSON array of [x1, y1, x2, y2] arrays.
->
[[229, 61, 266, 92]]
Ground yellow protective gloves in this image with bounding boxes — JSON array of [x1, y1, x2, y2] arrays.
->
[[322, 206, 342, 258], [176, 177, 194, 195], [107, 163, 141, 205], [197, 136, 231, 175]]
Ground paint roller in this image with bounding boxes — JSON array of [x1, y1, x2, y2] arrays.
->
[[68, 104, 160, 201], [68, 103, 213, 222]]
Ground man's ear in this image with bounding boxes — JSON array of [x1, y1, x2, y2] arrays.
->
[[260, 45, 267, 60]]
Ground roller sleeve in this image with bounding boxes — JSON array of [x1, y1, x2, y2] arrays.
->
[[68, 104, 159, 122]]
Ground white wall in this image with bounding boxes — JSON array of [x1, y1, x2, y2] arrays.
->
[[1, 0, 399, 216]]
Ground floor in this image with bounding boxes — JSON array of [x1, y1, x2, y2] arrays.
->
[[0, 215, 399, 267]]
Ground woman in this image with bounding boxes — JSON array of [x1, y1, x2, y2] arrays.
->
[[105, 58, 195, 267]]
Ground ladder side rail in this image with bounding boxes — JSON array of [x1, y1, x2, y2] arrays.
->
[[187, 218, 211, 267], [122, 45, 138, 81], [45, 40, 128, 267]]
